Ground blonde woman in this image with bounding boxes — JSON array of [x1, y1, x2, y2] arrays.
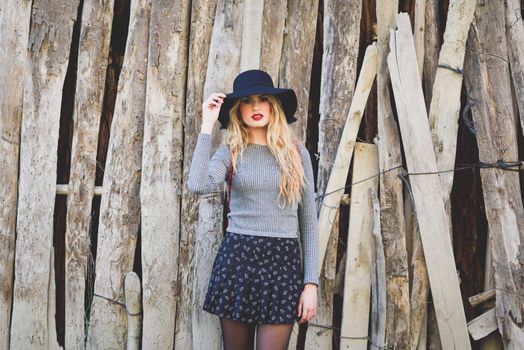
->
[[188, 69, 319, 350]]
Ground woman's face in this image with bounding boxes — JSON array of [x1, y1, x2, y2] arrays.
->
[[238, 94, 272, 129]]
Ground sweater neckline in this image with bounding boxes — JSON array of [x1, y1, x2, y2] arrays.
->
[[247, 143, 268, 147]]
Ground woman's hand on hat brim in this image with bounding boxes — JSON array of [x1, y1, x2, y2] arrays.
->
[[201, 92, 226, 132]]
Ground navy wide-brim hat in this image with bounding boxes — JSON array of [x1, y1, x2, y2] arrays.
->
[[218, 69, 298, 129]]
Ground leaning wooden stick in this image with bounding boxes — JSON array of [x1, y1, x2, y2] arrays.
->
[[387, 13, 471, 350]]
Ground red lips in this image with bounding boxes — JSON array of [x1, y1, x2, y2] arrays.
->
[[252, 113, 263, 121]]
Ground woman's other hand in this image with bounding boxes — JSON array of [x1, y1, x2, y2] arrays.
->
[[297, 283, 317, 324], [201, 92, 226, 134]]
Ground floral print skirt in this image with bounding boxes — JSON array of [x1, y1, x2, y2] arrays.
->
[[203, 231, 303, 325]]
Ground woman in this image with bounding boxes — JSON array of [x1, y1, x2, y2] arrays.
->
[[188, 69, 319, 350]]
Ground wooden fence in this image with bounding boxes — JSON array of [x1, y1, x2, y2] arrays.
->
[[1, 0, 523, 349]]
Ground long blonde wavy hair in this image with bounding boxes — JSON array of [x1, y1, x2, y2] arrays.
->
[[225, 94, 306, 208]]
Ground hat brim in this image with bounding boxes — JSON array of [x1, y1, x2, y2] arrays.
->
[[217, 86, 297, 129]]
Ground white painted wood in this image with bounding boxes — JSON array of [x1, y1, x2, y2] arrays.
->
[[86, 1, 149, 348], [468, 309, 498, 341], [0, 0, 32, 346], [339, 143, 378, 350], [240, 0, 264, 71], [10, 1, 79, 348], [125, 272, 142, 350], [428, 0, 477, 205], [64, 1, 114, 348], [387, 13, 471, 350]]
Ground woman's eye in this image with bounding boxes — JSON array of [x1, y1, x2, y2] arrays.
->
[[241, 97, 251, 104], [259, 96, 268, 102]]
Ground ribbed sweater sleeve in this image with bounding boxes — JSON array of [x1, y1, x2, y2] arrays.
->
[[187, 132, 230, 195], [298, 143, 320, 286]]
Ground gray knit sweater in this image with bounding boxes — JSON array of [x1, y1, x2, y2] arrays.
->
[[188, 132, 319, 285]]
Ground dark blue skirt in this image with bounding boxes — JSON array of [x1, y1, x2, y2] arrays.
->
[[203, 231, 303, 324]]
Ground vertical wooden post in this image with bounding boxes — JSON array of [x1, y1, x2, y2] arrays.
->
[[464, 2, 524, 347], [183, 1, 220, 350], [260, 0, 286, 80], [10, 1, 80, 348], [340, 143, 379, 350], [64, 1, 114, 348], [240, 0, 264, 71], [125, 272, 142, 350], [86, 1, 150, 347], [376, 1, 411, 348], [278, 0, 319, 142], [0, 0, 32, 346], [191, 0, 244, 348], [387, 13, 471, 350]]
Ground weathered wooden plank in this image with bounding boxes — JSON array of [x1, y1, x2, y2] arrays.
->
[[407, 197, 429, 350], [191, 0, 244, 349], [278, 0, 319, 141], [0, 0, 32, 346], [464, 2, 524, 347], [311, 44, 376, 350], [422, 0, 442, 107], [182, 1, 220, 350], [317, 42, 377, 272], [468, 308, 498, 341], [240, 0, 264, 70], [506, 0, 524, 134], [86, 1, 150, 347], [369, 189, 386, 350], [414, 0, 426, 78], [260, 0, 286, 80], [124, 272, 142, 350], [317, 0, 362, 199], [340, 143, 379, 350], [64, 1, 114, 348], [469, 290, 496, 307], [428, 0, 477, 205], [142, 1, 191, 349], [9, 1, 79, 348], [387, 13, 471, 350], [376, 2, 410, 348]]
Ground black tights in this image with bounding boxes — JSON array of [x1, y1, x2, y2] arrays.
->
[[220, 317, 293, 350]]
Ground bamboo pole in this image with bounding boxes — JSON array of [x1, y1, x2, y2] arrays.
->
[[64, 1, 114, 348], [10, 1, 80, 348], [0, 0, 32, 346], [388, 13, 471, 349], [86, 1, 150, 347]]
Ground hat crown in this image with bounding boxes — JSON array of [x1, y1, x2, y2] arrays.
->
[[233, 69, 274, 92]]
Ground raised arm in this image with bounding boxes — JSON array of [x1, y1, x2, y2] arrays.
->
[[187, 132, 230, 195]]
